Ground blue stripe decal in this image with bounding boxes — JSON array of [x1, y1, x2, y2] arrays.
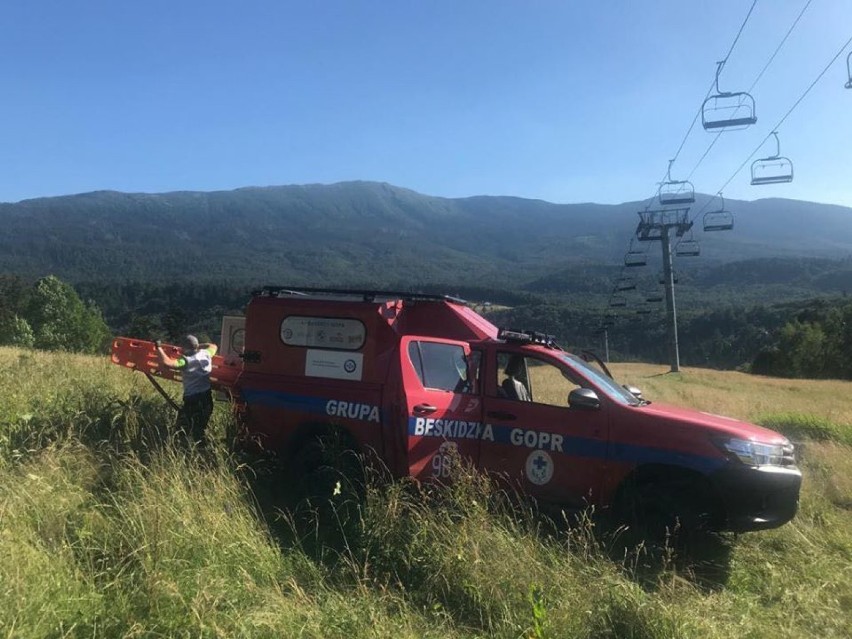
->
[[241, 388, 723, 474], [241, 388, 382, 423], [407, 416, 724, 474], [608, 442, 723, 474], [241, 388, 330, 414]]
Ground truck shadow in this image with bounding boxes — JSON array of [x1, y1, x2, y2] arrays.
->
[[234, 452, 303, 548], [236, 451, 735, 589], [601, 527, 735, 592], [535, 506, 735, 592], [235, 451, 364, 562]]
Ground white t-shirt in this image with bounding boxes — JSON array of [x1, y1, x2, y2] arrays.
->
[[179, 349, 214, 397]]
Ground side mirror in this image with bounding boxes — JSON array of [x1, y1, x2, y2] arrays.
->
[[568, 388, 600, 410], [623, 385, 643, 400]]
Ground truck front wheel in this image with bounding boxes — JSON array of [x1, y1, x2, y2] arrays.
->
[[613, 469, 722, 544]]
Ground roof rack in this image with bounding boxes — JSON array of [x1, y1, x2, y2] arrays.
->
[[497, 328, 559, 348], [252, 286, 467, 304]]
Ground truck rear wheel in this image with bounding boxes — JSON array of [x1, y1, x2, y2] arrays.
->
[[290, 430, 365, 553]]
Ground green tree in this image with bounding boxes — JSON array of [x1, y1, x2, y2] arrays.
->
[[0, 314, 35, 347], [25, 275, 110, 353], [767, 320, 827, 378], [162, 304, 190, 342], [126, 313, 162, 341]]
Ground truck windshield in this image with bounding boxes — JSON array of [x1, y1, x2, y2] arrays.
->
[[560, 353, 641, 406]]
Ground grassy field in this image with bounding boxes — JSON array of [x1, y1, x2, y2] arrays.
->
[[1, 347, 851, 638]]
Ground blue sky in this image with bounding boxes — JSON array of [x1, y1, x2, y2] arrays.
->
[[1, 0, 850, 206]]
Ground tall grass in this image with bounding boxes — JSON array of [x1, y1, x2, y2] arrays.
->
[[1, 348, 852, 637]]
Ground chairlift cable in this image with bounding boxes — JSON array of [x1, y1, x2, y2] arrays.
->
[[686, 0, 813, 182], [663, 0, 758, 182], [694, 31, 852, 218], [747, 0, 812, 95], [719, 0, 759, 67]]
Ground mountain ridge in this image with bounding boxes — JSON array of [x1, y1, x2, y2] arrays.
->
[[2, 181, 851, 285]]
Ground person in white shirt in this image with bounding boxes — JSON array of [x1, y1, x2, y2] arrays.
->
[[156, 334, 218, 447]]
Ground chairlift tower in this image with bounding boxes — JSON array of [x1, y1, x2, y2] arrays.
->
[[636, 207, 692, 372]]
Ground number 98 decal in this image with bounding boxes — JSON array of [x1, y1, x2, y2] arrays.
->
[[431, 441, 459, 478]]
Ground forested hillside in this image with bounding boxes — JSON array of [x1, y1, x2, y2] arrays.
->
[[2, 182, 851, 286]]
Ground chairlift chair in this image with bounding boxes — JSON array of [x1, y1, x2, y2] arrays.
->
[[675, 235, 700, 257], [624, 241, 647, 267], [609, 296, 628, 308], [615, 276, 636, 292], [751, 132, 793, 185], [658, 159, 695, 205], [646, 294, 664, 303], [625, 253, 646, 267], [701, 61, 757, 130], [703, 193, 734, 232], [636, 307, 652, 315]]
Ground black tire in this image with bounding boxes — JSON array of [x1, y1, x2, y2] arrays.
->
[[614, 472, 721, 546], [290, 431, 365, 554]]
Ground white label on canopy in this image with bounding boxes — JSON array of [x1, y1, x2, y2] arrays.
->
[[280, 316, 365, 350], [305, 350, 363, 381]]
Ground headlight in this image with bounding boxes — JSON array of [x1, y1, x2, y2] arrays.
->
[[715, 437, 795, 467]]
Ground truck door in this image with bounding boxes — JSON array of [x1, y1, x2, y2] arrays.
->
[[399, 336, 483, 482], [480, 350, 609, 507]]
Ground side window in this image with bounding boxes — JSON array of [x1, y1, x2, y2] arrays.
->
[[408, 341, 471, 393], [496, 352, 582, 407], [497, 352, 530, 401]]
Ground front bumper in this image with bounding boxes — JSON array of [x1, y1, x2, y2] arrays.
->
[[710, 464, 802, 532]]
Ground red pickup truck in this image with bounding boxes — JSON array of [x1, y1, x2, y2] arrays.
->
[[112, 286, 801, 533]]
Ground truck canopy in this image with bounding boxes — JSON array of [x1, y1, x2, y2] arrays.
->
[[243, 287, 498, 384]]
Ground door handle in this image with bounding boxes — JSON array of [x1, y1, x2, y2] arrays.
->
[[413, 404, 437, 415], [487, 410, 517, 421]]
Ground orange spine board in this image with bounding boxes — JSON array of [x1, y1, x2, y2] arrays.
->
[[110, 337, 241, 391]]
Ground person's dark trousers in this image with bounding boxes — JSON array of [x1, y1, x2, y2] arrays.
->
[[177, 390, 214, 447]]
